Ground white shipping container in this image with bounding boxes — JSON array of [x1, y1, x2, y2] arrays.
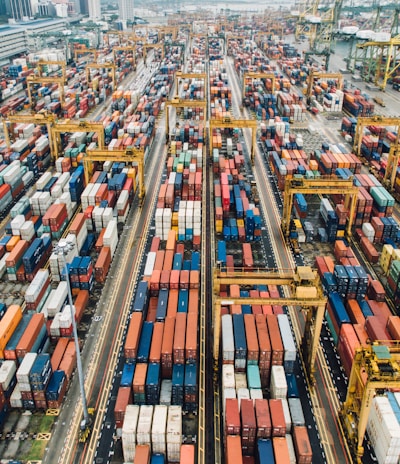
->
[[288, 398, 305, 427], [235, 372, 247, 390], [122, 404, 140, 463], [152, 405, 168, 454], [137, 405, 153, 445], [25, 269, 49, 303], [281, 398, 292, 433], [270, 365, 288, 399], [278, 314, 297, 362], [237, 388, 250, 410], [222, 315, 234, 363], [10, 384, 22, 409], [222, 364, 235, 390], [160, 379, 172, 406], [0, 360, 17, 390], [285, 434, 297, 464], [144, 252, 156, 277], [223, 387, 236, 419], [50, 313, 62, 337], [59, 304, 75, 328], [36, 172, 52, 191], [47, 282, 68, 317], [250, 388, 263, 401], [16, 353, 37, 384]]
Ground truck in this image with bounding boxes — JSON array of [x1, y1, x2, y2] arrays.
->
[[373, 96, 385, 107]]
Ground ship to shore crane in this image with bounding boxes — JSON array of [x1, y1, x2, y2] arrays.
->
[[86, 63, 117, 90], [242, 71, 277, 100], [85, 147, 146, 204], [339, 343, 400, 464], [355, 34, 400, 90], [213, 266, 327, 384], [209, 117, 257, 163], [165, 97, 207, 141], [305, 71, 343, 103], [281, 176, 358, 240], [50, 121, 105, 161], [2, 112, 56, 158]]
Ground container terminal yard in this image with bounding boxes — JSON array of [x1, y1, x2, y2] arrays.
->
[[0, 3, 400, 464]]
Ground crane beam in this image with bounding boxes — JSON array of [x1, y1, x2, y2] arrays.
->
[[353, 116, 400, 158], [305, 71, 343, 101], [86, 63, 117, 89]]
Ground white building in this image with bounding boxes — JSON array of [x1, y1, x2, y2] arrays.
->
[[119, 0, 134, 22], [88, 0, 101, 20]]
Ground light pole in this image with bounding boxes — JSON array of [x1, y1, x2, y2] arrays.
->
[[53, 241, 91, 430]]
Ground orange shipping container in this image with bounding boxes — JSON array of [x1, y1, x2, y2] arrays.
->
[[163, 250, 174, 272], [114, 386, 132, 427], [173, 312, 186, 364], [226, 435, 243, 464], [58, 341, 76, 381], [185, 312, 198, 362], [132, 363, 147, 394], [244, 314, 259, 363], [161, 317, 175, 378], [51, 337, 69, 371], [5, 235, 20, 252], [167, 289, 179, 317], [266, 315, 284, 365], [180, 444, 195, 464], [134, 444, 150, 464], [74, 289, 89, 324], [15, 313, 44, 360], [124, 312, 143, 360], [273, 436, 291, 464], [6, 239, 28, 267], [269, 399, 286, 437], [346, 300, 365, 326], [149, 322, 164, 363], [293, 426, 312, 464], [166, 230, 177, 251], [0, 305, 23, 357], [188, 289, 199, 314], [69, 213, 86, 235], [387, 316, 400, 340]]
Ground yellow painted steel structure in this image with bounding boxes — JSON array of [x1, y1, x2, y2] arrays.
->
[[242, 71, 277, 98], [281, 176, 358, 239], [74, 48, 99, 63], [356, 35, 400, 90], [2, 112, 56, 158], [26, 60, 67, 108], [213, 266, 327, 384], [352, 116, 400, 159], [209, 117, 257, 163], [86, 63, 117, 89], [174, 72, 207, 97], [305, 71, 343, 100], [84, 147, 146, 203], [50, 121, 105, 161], [165, 97, 207, 139], [339, 343, 400, 463]]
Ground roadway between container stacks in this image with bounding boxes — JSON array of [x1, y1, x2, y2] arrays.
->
[[227, 60, 351, 463], [45, 126, 168, 464]]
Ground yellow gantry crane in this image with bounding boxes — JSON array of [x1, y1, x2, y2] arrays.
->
[[1, 111, 56, 158], [305, 71, 343, 102], [143, 44, 164, 61], [242, 71, 277, 100], [174, 72, 207, 97], [352, 116, 400, 159], [112, 46, 136, 69], [50, 120, 105, 161], [209, 117, 258, 163], [85, 147, 146, 204], [339, 343, 400, 464], [281, 176, 358, 239], [74, 47, 99, 63], [27, 60, 68, 108], [165, 97, 207, 140], [213, 266, 327, 384], [86, 63, 117, 90]]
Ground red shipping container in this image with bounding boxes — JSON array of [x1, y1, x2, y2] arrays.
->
[[173, 313, 186, 365], [114, 386, 132, 429], [225, 398, 241, 435], [255, 399, 271, 438], [269, 399, 286, 437], [387, 316, 400, 340], [365, 316, 392, 342], [94, 246, 111, 283], [337, 323, 360, 378], [161, 317, 175, 379], [244, 315, 259, 363], [124, 312, 143, 360], [266, 315, 284, 366]]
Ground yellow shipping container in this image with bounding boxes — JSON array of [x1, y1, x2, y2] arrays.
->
[[336, 230, 345, 237], [171, 212, 178, 226], [0, 305, 22, 357], [216, 220, 223, 234], [392, 249, 400, 262], [237, 219, 244, 228]]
